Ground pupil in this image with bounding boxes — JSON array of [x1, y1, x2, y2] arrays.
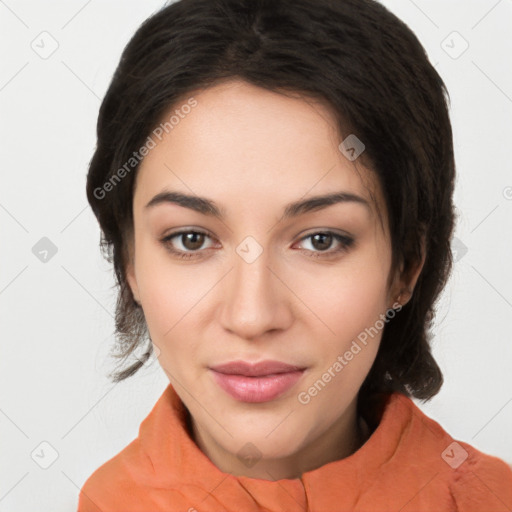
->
[[184, 233, 204, 250], [312, 233, 331, 251]]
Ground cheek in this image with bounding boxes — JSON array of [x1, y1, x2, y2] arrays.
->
[[133, 239, 207, 354], [295, 264, 389, 422], [292, 250, 391, 407], [134, 227, 391, 373], [295, 256, 390, 340]]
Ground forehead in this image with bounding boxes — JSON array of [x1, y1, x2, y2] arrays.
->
[[134, 80, 383, 222]]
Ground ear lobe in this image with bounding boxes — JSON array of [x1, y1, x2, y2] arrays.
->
[[390, 232, 427, 308]]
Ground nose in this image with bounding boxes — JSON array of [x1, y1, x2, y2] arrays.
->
[[218, 245, 293, 341]]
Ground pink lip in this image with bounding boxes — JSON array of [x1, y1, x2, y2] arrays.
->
[[209, 360, 306, 403]]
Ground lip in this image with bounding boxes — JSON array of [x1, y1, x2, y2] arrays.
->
[[209, 360, 306, 403]]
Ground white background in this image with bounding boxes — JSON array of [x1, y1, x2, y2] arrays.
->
[[1, 1, 511, 510]]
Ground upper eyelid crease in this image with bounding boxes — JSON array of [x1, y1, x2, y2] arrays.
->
[[145, 190, 370, 221], [162, 230, 353, 254]]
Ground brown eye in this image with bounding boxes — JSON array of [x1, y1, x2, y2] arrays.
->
[[295, 231, 355, 259], [310, 233, 334, 251], [180, 232, 206, 251], [161, 229, 216, 260]]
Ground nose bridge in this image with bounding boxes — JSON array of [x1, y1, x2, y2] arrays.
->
[[219, 236, 289, 340]]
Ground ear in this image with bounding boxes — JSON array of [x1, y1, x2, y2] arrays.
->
[[389, 233, 426, 308], [125, 242, 141, 305], [126, 260, 141, 305]]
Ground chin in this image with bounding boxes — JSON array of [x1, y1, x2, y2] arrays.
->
[[226, 420, 310, 458]]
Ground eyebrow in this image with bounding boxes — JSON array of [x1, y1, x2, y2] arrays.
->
[[145, 189, 371, 221]]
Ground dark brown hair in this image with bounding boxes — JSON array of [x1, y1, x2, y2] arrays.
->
[[86, 0, 456, 402]]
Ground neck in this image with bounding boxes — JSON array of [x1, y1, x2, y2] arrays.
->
[[189, 396, 370, 480]]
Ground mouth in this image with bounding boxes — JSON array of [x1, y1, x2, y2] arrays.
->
[[209, 360, 307, 403]]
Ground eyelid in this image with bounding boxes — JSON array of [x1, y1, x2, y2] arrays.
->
[[293, 230, 354, 256], [296, 228, 353, 241], [161, 228, 354, 260], [161, 228, 217, 248]]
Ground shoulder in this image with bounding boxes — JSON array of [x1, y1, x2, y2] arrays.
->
[[77, 438, 150, 511], [77, 438, 193, 512], [387, 393, 512, 509], [448, 440, 512, 511]]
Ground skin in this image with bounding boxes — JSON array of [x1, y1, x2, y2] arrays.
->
[[126, 79, 424, 480]]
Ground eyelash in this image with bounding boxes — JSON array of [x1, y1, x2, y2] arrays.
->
[[160, 229, 355, 260]]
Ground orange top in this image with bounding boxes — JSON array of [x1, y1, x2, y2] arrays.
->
[[78, 384, 512, 511]]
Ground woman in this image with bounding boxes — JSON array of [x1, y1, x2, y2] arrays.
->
[[79, 0, 512, 510]]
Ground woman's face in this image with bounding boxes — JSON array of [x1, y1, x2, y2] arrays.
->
[[127, 79, 406, 479]]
